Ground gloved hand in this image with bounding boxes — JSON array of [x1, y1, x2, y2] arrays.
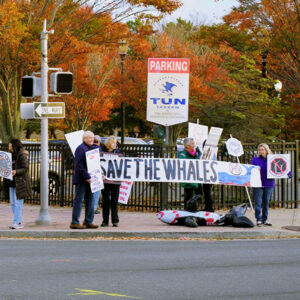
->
[[288, 171, 292, 179]]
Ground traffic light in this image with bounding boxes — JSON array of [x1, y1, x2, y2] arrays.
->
[[21, 76, 42, 98], [50, 71, 73, 94]]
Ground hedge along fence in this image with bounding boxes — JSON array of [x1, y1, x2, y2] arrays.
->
[[0, 141, 299, 211]]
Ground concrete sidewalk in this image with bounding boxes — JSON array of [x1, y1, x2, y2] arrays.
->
[[0, 202, 300, 239]]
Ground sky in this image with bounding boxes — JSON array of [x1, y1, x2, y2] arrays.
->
[[162, 0, 239, 24]]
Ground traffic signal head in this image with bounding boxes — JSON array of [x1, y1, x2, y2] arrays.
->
[[50, 72, 73, 94], [21, 76, 42, 98]]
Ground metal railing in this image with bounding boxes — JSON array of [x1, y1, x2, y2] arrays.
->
[[0, 141, 299, 211]]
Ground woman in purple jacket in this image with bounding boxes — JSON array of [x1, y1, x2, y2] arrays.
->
[[251, 143, 274, 227]]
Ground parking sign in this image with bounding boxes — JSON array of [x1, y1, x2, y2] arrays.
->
[[147, 58, 190, 126]]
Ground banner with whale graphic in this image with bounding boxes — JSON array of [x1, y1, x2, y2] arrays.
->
[[100, 157, 262, 187]]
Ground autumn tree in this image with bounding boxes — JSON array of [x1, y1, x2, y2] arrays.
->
[[0, 0, 181, 141], [221, 0, 300, 139]]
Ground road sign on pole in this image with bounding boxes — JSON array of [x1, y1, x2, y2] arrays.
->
[[34, 102, 65, 118]]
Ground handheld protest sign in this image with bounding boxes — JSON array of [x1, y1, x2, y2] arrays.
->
[[188, 122, 208, 150], [0, 151, 13, 180], [267, 154, 290, 179], [226, 137, 244, 157]]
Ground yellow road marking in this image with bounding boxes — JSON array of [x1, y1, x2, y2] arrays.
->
[[68, 288, 143, 299]]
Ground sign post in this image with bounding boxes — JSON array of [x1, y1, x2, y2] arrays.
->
[[226, 135, 254, 212], [35, 20, 54, 225], [147, 58, 190, 208]]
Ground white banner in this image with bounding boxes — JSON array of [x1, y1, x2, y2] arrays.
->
[[0, 151, 13, 180], [100, 157, 262, 187], [147, 58, 190, 126], [188, 123, 208, 149], [267, 154, 291, 179]]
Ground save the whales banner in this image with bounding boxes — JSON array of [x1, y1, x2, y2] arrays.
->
[[99, 156, 262, 187]]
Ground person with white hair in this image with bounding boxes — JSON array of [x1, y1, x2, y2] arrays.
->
[[70, 131, 99, 229], [251, 143, 274, 227]]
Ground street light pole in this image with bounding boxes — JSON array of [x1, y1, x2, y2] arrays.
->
[[118, 40, 128, 144]]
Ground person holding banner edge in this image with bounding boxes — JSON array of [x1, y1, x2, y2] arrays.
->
[[178, 137, 202, 210], [251, 143, 274, 227], [70, 131, 99, 229], [101, 136, 122, 227]]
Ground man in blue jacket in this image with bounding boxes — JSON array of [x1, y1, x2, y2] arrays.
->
[[70, 131, 99, 229]]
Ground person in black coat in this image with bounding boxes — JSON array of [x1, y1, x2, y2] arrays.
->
[[7, 139, 32, 229], [101, 136, 122, 227]]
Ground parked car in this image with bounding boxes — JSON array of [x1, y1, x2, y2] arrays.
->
[[23, 140, 72, 195], [101, 137, 148, 146]]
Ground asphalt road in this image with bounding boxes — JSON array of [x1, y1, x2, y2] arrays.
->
[[0, 239, 300, 300]]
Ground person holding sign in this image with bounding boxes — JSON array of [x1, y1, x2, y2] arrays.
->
[[251, 143, 274, 226], [7, 139, 32, 229], [92, 135, 102, 214], [101, 136, 122, 227], [178, 137, 202, 210], [70, 131, 99, 229]]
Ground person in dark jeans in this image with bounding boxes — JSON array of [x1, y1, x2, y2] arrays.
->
[[251, 143, 274, 227], [101, 136, 122, 227], [70, 131, 99, 229]]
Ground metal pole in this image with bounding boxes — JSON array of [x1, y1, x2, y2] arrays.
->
[[36, 20, 53, 225], [165, 126, 169, 145], [230, 135, 254, 212], [120, 56, 125, 144]]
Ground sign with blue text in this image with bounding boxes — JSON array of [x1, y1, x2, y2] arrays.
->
[[100, 157, 262, 187], [147, 58, 190, 126]]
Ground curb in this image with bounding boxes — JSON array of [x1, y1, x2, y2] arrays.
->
[[1, 230, 300, 240]]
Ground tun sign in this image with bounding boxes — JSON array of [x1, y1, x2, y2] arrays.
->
[[146, 58, 190, 126]]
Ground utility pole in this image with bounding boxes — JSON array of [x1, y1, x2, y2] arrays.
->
[[36, 20, 53, 225]]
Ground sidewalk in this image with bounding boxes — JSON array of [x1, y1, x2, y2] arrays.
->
[[0, 202, 300, 239]]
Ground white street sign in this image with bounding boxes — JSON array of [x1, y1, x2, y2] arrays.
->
[[147, 58, 189, 126], [34, 102, 65, 118]]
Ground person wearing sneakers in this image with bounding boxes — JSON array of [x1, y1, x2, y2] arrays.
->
[[7, 139, 32, 229], [251, 143, 274, 227], [70, 131, 99, 229]]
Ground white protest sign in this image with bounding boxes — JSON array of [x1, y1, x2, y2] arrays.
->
[[201, 127, 223, 160], [65, 130, 84, 156], [100, 157, 262, 187], [267, 154, 290, 179], [0, 151, 13, 180], [147, 58, 190, 126], [226, 137, 244, 157], [188, 123, 208, 149], [86, 149, 104, 192], [118, 181, 133, 205]]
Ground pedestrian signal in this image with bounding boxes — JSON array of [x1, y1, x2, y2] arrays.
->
[[50, 72, 73, 94], [21, 76, 42, 98]]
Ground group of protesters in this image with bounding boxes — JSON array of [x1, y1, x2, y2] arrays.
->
[[6, 131, 277, 229], [69, 131, 121, 229]]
